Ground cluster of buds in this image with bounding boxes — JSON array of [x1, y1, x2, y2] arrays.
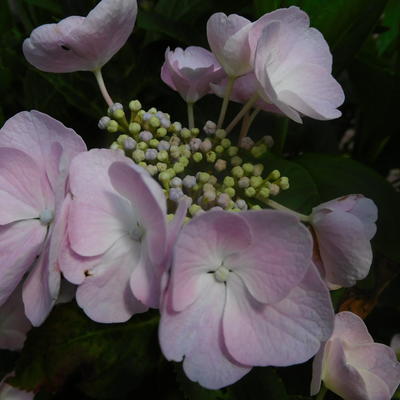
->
[[99, 100, 289, 217]]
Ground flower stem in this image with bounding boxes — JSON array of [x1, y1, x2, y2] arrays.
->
[[93, 68, 113, 107], [264, 198, 311, 223], [239, 107, 260, 143], [315, 384, 328, 400], [217, 76, 236, 130], [225, 92, 259, 134], [187, 102, 195, 129]]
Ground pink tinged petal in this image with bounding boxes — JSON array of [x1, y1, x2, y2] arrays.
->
[[0, 381, 34, 400], [108, 161, 167, 265], [0, 284, 31, 350], [346, 343, 400, 398], [310, 342, 325, 396], [68, 149, 135, 257], [23, 0, 138, 73], [0, 111, 86, 190], [249, 6, 310, 64], [331, 311, 373, 344], [312, 210, 373, 287], [0, 220, 46, 306], [207, 13, 253, 77], [170, 211, 252, 312], [23, 239, 60, 326], [223, 264, 334, 367], [391, 334, 400, 355], [230, 211, 312, 304], [0, 148, 51, 224], [159, 274, 251, 389], [76, 237, 147, 323]]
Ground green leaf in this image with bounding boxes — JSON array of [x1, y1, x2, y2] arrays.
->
[[261, 153, 321, 214], [10, 303, 160, 399], [377, 0, 400, 55], [23, 0, 62, 14], [296, 153, 400, 263]]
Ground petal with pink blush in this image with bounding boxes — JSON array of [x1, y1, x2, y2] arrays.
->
[[207, 13, 252, 77], [109, 161, 167, 266], [230, 211, 312, 304], [0, 111, 86, 189], [159, 274, 251, 389], [170, 211, 252, 312], [0, 284, 31, 350], [23, 0, 137, 73], [223, 264, 333, 367], [0, 220, 46, 306], [76, 237, 148, 323], [331, 311, 373, 344], [312, 210, 373, 287]]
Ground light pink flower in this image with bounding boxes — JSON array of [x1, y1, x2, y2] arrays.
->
[[251, 7, 344, 123], [161, 46, 225, 103], [311, 311, 400, 400], [391, 334, 400, 357], [0, 284, 31, 351], [311, 195, 378, 288], [60, 149, 172, 323], [159, 210, 334, 389], [23, 0, 137, 73], [207, 13, 253, 77], [210, 73, 281, 114], [0, 111, 86, 326]]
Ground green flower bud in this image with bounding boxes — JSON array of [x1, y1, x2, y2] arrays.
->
[[230, 207, 241, 212], [203, 183, 215, 193], [110, 142, 121, 150], [231, 156, 242, 166], [197, 172, 210, 183], [224, 187, 236, 198], [180, 128, 191, 140], [179, 156, 189, 167], [166, 168, 176, 178], [117, 134, 129, 145], [221, 138, 231, 149], [215, 145, 224, 154], [146, 165, 158, 176], [223, 176, 235, 187], [157, 150, 169, 162], [156, 127, 167, 138], [193, 152, 203, 162], [113, 109, 125, 121], [251, 205, 262, 210], [132, 149, 145, 162], [267, 169, 281, 181], [137, 141, 148, 151], [159, 172, 170, 186], [107, 120, 119, 133], [149, 139, 159, 148], [227, 146, 239, 157], [257, 187, 270, 199], [191, 128, 200, 137], [215, 129, 227, 139], [242, 163, 254, 175], [173, 162, 185, 174], [245, 187, 256, 198], [148, 107, 157, 114], [232, 166, 244, 179], [250, 176, 263, 188], [156, 162, 167, 172], [251, 144, 267, 158], [138, 161, 147, 168], [129, 100, 142, 112], [206, 151, 217, 163], [208, 175, 217, 185], [149, 116, 160, 128], [129, 122, 141, 135], [189, 204, 202, 217], [279, 177, 290, 190], [253, 164, 264, 176]]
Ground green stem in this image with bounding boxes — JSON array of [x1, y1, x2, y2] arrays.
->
[[315, 384, 328, 400], [93, 69, 113, 107], [225, 93, 259, 135], [264, 198, 311, 223], [187, 102, 195, 129], [275, 116, 289, 155], [217, 76, 236, 130], [239, 107, 260, 143]]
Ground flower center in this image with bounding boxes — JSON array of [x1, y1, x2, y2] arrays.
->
[[214, 266, 230, 283], [39, 208, 54, 226], [129, 222, 144, 241]]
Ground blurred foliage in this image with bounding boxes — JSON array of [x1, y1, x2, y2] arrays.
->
[[0, 0, 400, 399]]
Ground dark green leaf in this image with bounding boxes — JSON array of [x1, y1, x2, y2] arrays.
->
[[23, 0, 62, 14], [296, 153, 400, 263], [10, 303, 160, 399], [377, 0, 400, 55]]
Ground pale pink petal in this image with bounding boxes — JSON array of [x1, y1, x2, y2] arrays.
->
[[391, 334, 400, 355], [347, 343, 400, 397], [76, 237, 147, 323], [23, 240, 58, 326], [0, 381, 34, 400], [170, 211, 252, 312], [230, 211, 312, 304], [159, 274, 251, 389], [223, 264, 333, 366], [332, 312, 374, 344], [23, 0, 137, 72], [312, 211, 373, 287], [0, 284, 31, 350], [249, 6, 310, 64], [310, 342, 325, 395], [0, 111, 86, 191], [108, 161, 167, 265], [0, 220, 46, 306], [207, 13, 252, 77], [68, 149, 135, 257], [0, 148, 51, 224]]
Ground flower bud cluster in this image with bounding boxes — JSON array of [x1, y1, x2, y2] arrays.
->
[[102, 100, 290, 216]]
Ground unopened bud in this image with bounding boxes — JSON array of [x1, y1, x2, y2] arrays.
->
[[200, 139, 212, 153], [235, 199, 248, 210], [180, 128, 191, 140], [173, 162, 185, 174], [171, 121, 182, 133], [221, 138, 231, 149], [215, 129, 227, 139], [158, 140, 170, 151], [170, 136, 181, 146], [215, 159, 227, 172], [253, 164, 264, 176], [268, 170, 280, 181], [170, 177, 182, 187], [206, 151, 217, 163], [242, 163, 254, 175], [145, 149, 158, 161], [224, 187, 236, 198], [149, 138, 159, 148], [189, 204, 203, 217], [231, 156, 242, 166], [179, 156, 189, 167], [251, 144, 267, 158], [146, 165, 158, 175], [139, 130, 153, 142], [107, 120, 119, 133], [239, 137, 255, 150], [193, 152, 203, 162], [149, 116, 160, 128], [203, 120, 216, 135], [156, 127, 167, 138], [129, 100, 142, 112], [98, 116, 111, 130], [132, 149, 145, 162], [113, 109, 125, 120], [124, 137, 137, 150], [223, 176, 235, 187], [279, 177, 290, 190], [197, 172, 210, 184], [251, 205, 262, 210], [257, 187, 270, 199], [160, 118, 171, 128], [157, 162, 167, 172], [227, 146, 239, 157], [108, 102, 123, 116], [183, 175, 196, 189], [137, 142, 148, 151], [169, 188, 184, 202], [232, 166, 244, 179], [250, 176, 263, 188], [129, 122, 141, 135], [190, 138, 202, 152], [238, 176, 250, 189], [245, 187, 256, 198]]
